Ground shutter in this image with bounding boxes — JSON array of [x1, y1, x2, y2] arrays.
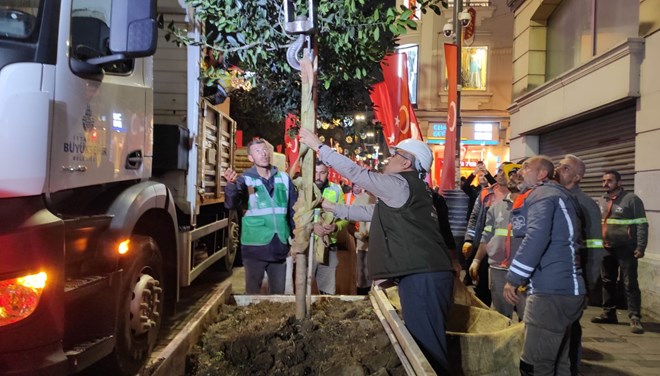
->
[[539, 106, 636, 198]]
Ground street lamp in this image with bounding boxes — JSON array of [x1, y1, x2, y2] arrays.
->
[[443, 2, 472, 188]]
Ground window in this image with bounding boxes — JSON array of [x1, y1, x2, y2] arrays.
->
[[445, 46, 488, 91], [403, 0, 422, 20], [397, 44, 419, 105], [462, 46, 487, 90], [546, 0, 638, 80], [473, 123, 493, 140], [70, 0, 134, 74]]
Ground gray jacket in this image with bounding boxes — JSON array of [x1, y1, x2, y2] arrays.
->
[[506, 181, 586, 296]]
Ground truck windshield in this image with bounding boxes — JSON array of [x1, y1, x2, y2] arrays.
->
[[0, 0, 41, 41]]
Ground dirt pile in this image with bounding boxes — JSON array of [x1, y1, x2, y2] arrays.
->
[[187, 298, 405, 376]]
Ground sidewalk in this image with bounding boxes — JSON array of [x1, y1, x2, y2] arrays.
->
[[579, 306, 660, 375]]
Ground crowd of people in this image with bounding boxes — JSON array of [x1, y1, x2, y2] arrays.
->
[[222, 133, 649, 375]]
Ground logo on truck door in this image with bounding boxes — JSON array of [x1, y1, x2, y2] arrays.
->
[[63, 104, 107, 165]]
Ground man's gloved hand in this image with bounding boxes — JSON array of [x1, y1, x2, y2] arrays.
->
[[634, 249, 645, 259], [462, 242, 473, 257], [469, 259, 481, 282]]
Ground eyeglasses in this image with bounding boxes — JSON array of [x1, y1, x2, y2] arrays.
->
[[393, 150, 412, 162]]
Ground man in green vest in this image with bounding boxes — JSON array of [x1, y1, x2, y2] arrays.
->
[[299, 128, 455, 374], [312, 161, 348, 295], [223, 138, 297, 294]]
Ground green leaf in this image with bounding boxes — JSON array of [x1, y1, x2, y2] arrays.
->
[[405, 19, 417, 29], [374, 27, 380, 41], [388, 24, 398, 34]]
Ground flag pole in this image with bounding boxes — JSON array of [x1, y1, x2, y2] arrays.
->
[[453, 0, 463, 189]]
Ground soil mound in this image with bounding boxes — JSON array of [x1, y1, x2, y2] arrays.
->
[[187, 298, 404, 376]]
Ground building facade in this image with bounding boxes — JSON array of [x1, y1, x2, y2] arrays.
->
[[397, 0, 515, 183], [508, 0, 660, 319]]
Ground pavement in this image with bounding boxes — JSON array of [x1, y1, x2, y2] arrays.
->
[[578, 306, 660, 375]]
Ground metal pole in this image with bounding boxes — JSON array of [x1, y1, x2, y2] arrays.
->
[[454, 0, 463, 189]]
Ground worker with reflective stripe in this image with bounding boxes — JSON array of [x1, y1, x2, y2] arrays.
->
[[463, 163, 510, 306], [312, 161, 348, 295], [470, 163, 525, 320], [224, 138, 297, 294], [556, 154, 606, 375], [592, 170, 648, 334], [503, 156, 586, 376]]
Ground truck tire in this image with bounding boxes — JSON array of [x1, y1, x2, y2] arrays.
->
[[111, 235, 164, 375], [222, 209, 240, 271]]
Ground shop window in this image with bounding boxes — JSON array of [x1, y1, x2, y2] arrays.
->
[[397, 44, 419, 105], [546, 0, 638, 81]]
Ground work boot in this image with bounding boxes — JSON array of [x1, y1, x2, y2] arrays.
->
[[591, 312, 618, 324], [630, 319, 644, 334]]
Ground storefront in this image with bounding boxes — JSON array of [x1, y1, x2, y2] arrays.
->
[[426, 120, 509, 188]]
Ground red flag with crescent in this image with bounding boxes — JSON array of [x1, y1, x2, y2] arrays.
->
[[371, 53, 423, 146], [440, 44, 458, 191], [284, 113, 300, 174]]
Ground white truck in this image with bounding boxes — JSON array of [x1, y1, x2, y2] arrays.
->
[[0, 0, 238, 374]]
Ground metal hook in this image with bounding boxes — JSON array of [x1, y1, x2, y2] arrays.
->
[[286, 35, 314, 71]]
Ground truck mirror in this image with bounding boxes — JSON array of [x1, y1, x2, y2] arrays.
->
[[109, 0, 157, 57]]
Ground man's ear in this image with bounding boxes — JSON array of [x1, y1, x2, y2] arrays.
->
[[247, 154, 254, 163]]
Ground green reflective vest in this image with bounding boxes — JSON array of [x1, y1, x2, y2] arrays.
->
[[320, 183, 344, 245], [241, 172, 291, 246]]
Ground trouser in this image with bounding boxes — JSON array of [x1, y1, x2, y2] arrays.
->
[[398, 271, 454, 374], [601, 245, 641, 319], [474, 257, 492, 307], [243, 258, 286, 294], [568, 310, 584, 376], [312, 245, 338, 295], [490, 267, 527, 320], [520, 294, 585, 376], [356, 250, 370, 289]]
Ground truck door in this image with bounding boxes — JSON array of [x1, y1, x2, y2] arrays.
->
[[49, 0, 152, 194]]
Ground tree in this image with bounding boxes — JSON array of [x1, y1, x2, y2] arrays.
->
[[166, 0, 446, 127]]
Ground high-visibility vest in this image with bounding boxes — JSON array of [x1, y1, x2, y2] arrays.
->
[[241, 172, 291, 245]]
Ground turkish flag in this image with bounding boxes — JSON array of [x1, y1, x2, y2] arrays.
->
[[440, 44, 458, 191], [371, 53, 423, 146], [370, 82, 397, 146], [284, 113, 300, 174]]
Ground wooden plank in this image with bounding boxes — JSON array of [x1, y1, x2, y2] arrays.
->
[[372, 287, 437, 376], [145, 281, 233, 376], [370, 294, 416, 376], [232, 294, 366, 306]]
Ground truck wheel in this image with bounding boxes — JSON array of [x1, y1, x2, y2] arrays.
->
[[222, 209, 240, 271], [112, 235, 164, 375]]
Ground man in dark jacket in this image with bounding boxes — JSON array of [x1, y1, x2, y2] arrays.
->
[[504, 156, 586, 375], [223, 138, 297, 294], [591, 170, 648, 334], [299, 128, 455, 374], [556, 154, 605, 374]]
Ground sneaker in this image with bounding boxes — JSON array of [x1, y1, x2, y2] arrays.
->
[[630, 319, 644, 334], [591, 313, 618, 324]]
